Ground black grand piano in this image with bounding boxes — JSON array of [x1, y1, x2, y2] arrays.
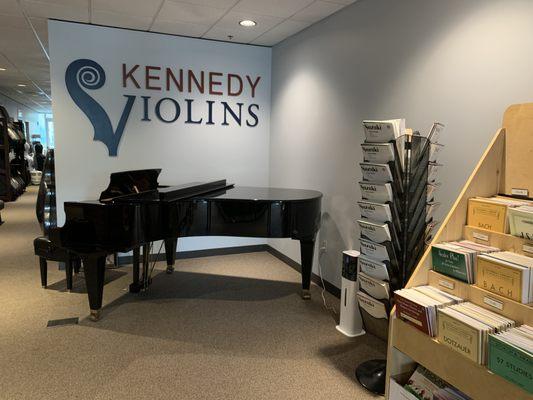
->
[[48, 169, 322, 320]]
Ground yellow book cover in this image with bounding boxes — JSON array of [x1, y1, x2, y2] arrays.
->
[[476, 256, 523, 302], [467, 198, 508, 233], [437, 311, 480, 363]]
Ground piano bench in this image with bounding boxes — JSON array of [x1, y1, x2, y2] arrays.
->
[[33, 237, 81, 291]]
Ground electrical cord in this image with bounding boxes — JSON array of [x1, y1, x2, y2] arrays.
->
[[317, 250, 337, 316]]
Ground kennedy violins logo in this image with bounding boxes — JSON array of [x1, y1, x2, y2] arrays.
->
[[65, 59, 262, 156]]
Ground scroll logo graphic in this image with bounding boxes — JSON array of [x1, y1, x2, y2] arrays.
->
[[65, 59, 135, 156]]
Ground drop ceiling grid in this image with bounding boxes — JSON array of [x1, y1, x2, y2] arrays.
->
[[0, 0, 357, 113]]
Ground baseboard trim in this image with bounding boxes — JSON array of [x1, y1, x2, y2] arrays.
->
[[117, 244, 269, 265], [265, 246, 341, 298], [117, 244, 341, 298]]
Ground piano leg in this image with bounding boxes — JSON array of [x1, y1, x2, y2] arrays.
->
[[82, 254, 106, 321], [164, 238, 177, 274], [300, 239, 315, 300], [65, 259, 74, 292], [129, 247, 141, 293]]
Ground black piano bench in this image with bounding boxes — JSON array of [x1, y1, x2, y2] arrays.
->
[[33, 237, 81, 291]]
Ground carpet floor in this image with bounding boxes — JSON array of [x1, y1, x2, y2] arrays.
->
[[0, 186, 385, 399]]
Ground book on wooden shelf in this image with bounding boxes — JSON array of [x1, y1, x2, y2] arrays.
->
[[476, 251, 533, 303], [431, 241, 500, 284], [362, 118, 405, 143], [401, 365, 470, 400], [488, 325, 533, 394], [509, 205, 533, 240], [467, 196, 532, 233], [437, 302, 515, 365], [394, 286, 463, 336]]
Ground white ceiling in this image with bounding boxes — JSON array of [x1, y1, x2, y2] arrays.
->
[[0, 0, 357, 115]]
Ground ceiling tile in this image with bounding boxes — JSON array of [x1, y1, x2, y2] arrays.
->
[[202, 27, 263, 45], [210, 11, 283, 37], [232, 0, 315, 18], [21, 0, 90, 22], [92, 10, 152, 30], [0, 0, 24, 17], [291, 1, 343, 23], [157, 1, 227, 25], [251, 19, 310, 46], [151, 19, 209, 37], [170, 0, 237, 8], [92, 0, 162, 19]]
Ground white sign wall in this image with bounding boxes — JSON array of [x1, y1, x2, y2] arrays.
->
[[49, 21, 272, 251]]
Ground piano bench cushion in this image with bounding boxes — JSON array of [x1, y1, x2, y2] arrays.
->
[[34, 236, 76, 262]]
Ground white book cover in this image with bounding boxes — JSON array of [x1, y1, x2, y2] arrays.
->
[[359, 272, 390, 300], [359, 255, 390, 281], [360, 238, 392, 263], [362, 119, 405, 143], [360, 162, 393, 183], [508, 206, 533, 240], [358, 219, 392, 243], [358, 200, 392, 223], [357, 291, 388, 319], [361, 143, 395, 163], [359, 181, 393, 203]]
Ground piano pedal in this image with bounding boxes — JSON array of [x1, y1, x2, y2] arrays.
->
[[165, 265, 174, 274]]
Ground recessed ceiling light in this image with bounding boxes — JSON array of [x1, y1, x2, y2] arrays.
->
[[239, 19, 257, 27], [0, 67, 6, 71], [17, 83, 26, 87]]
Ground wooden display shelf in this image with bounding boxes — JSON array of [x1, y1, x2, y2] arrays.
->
[[464, 225, 533, 256], [385, 104, 533, 399], [427, 270, 533, 325], [390, 318, 531, 400]]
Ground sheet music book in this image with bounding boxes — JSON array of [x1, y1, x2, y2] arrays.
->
[[358, 200, 393, 223], [357, 291, 388, 319], [427, 122, 445, 144], [361, 143, 395, 163], [359, 272, 390, 300], [359, 255, 390, 281], [359, 181, 393, 203], [360, 162, 393, 183], [358, 219, 392, 244], [362, 119, 405, 143], [360, 237, 398, 267]]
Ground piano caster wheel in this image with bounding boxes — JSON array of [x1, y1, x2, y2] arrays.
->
[[89, 310, 101, 321], [166, 265, 174, 274], [42, 285, 47, 289], [301, 289, 311, 300]]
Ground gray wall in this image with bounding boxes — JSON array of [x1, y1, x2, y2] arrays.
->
[[269, 0, 533, 288]]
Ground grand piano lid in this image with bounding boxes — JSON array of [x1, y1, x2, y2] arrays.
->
[[99, 169, 161, 202]]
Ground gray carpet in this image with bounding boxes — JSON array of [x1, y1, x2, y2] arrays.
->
[[0, 186, 385, 399]]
